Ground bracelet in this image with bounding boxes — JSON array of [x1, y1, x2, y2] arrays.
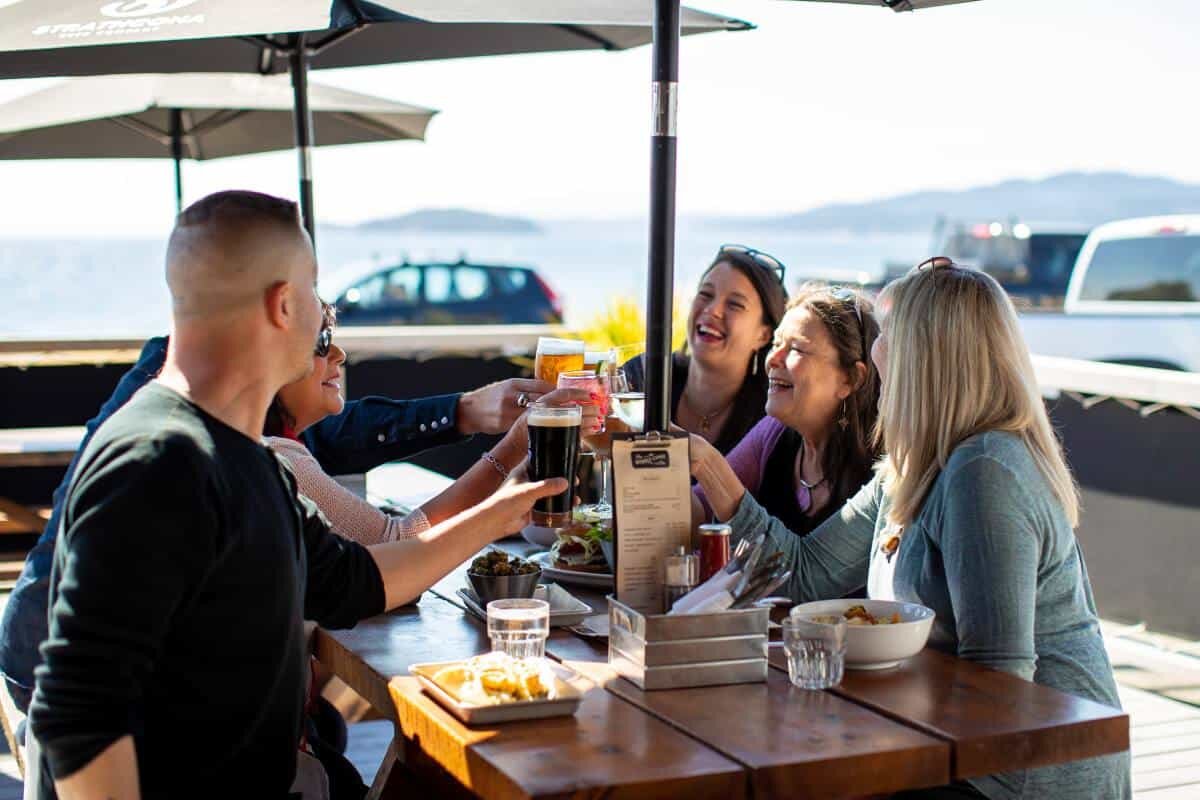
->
[[481, 451, 510, 480]]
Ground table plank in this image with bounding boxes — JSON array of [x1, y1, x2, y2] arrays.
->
[[390, 676, 748, 800], [768, 646, 1129, 779], [318, 593, 749, 800], [547, 638, 949, 799]]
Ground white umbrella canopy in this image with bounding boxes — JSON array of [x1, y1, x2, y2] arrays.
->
[[0, 1, 753, 78], [0, 73, 436, 161]]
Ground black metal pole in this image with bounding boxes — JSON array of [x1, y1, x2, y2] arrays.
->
[[289, 34, 316, 244], [169, 108, 183, 216], [643, 0, 680, 434]]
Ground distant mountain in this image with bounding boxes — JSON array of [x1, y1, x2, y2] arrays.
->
[[719, 172, 1200, 233], [355, 208, 541, 234]]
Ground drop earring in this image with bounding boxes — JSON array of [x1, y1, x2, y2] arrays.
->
[[838, 400, 849, 430], [751, 353, 758, 376]]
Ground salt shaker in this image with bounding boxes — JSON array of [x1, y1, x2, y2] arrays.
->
[[663, 545, 699, 613]]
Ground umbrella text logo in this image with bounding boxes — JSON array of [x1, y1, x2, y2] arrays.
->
[[31, 0, 204, 40], [100, 0, 199, 16]]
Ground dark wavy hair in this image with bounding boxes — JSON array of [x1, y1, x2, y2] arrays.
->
[[692, 250, 789, 384], [263, 300, 337, 439], [787, 284, 882, 512]]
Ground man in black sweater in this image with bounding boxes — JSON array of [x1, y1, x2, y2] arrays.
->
[[27, 191, 564, 799]]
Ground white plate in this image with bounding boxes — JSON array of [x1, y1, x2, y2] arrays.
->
[[410, 659, 586, 725], [520, 523, 561, 548], [529, 551, 614, 588], [457, 583, 593, 628], [789, 599, 935, 670]]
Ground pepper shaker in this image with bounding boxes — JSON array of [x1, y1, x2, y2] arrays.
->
[[663, 545, 699, 613]]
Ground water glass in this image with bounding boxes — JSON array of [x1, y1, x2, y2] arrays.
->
[[486, 598, 550, 660], [782, 615, 846, 690]]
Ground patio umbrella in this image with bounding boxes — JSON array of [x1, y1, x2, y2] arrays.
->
[[0, 2, 752, 241], [640, 0, 983, 431], [0, 72, 436, 214]]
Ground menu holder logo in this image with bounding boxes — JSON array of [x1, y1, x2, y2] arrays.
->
[[631, 450, 670, 469]]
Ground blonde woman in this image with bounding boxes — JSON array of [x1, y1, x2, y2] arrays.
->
[[691, 258, 1129, 800]]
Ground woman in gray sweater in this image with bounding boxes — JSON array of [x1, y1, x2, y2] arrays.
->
[[688, 257, 1130, 800]]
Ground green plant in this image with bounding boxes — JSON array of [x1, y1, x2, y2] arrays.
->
[[567, 295, 688, 357]]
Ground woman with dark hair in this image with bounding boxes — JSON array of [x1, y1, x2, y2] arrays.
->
[[689, 285, 881, 540], [624, 244, 788, 454]]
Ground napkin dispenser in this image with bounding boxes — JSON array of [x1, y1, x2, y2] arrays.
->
[[607, 596, 768, 690]]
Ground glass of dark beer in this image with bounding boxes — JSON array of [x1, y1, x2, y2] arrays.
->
[[527, 405, 581, 528]]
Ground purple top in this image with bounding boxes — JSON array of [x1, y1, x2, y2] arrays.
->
[[695, 416, 809, 521]]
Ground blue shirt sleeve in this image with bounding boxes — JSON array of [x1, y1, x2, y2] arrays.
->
[[302, 393, 466, 476]]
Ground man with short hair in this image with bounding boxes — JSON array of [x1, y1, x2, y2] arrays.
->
[[27, 191, 563, 799], [1, 288, 550, 719]]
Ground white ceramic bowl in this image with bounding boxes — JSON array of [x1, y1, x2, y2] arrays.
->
[[789, 599, 935, 670], [520, 523, 561, 548]]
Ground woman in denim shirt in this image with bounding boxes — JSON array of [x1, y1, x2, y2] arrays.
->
[[688, 258, 1130, 799]]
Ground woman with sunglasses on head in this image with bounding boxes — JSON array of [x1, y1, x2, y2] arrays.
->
[[692, 259, 1129, 800], [688, 286, 881, 550], [623, 245, 788, 453]]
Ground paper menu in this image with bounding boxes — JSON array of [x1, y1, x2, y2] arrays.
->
[[611, 432, 692, 614]]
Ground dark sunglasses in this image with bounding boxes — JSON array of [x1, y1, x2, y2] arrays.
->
[[828, 286, 868, 361], [718, 244, 786, 285], [314, 301, 336, 357], [314, 323, 333, 358]]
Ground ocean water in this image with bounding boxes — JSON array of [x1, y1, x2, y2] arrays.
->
[[0, 221, 929, 339]]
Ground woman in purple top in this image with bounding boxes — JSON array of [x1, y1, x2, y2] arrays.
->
[[692, 285, 882, 539]]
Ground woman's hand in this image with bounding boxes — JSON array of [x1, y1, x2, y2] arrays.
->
[[684, 430, 720, 476], [478, 475, 568, 537]]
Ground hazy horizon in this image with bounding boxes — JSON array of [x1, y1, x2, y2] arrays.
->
[[1, 0, 1198, 237]]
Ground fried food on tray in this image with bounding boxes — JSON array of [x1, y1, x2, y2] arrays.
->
[[431, 652, 554, 706]]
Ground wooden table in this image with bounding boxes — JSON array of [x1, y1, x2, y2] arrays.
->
[[314, 537, 1130, 800], [0, 426, 83, 533]]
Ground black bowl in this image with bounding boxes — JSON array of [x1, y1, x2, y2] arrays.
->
[[467, 567, 543, 606]]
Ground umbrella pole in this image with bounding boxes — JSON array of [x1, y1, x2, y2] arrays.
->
[[289, 34, 316, 244], [170, 108, 183, 216], [643, 0, 680, 433]]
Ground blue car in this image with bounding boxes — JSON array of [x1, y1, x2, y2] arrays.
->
[[333, 259, 563, 325]]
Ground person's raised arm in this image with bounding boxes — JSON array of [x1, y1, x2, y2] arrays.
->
[[936, 456, 1040, 680], [369, 477, 568, 610], [689, 432, 880, 602], [417, 387, 592, 527]]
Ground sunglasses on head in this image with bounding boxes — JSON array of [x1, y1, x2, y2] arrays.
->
[[828, 286, 867, 361], [913, 255, 958, 272], [718, 244, 786, 285]]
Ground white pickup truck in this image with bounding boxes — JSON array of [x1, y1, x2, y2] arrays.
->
[[1018, 215, 1200, 372]]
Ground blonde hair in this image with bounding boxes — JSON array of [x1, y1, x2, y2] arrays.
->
[[877, 263, 1080, 528]]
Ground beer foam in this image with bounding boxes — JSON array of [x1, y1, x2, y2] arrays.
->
[[537, 338, 584, 356], [528, 406, 582, 426]]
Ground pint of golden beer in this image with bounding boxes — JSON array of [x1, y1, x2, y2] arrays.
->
[[534, 337, 585, 384]]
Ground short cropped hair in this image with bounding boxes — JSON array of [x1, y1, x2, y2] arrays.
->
[[175, 190, 301, 232]]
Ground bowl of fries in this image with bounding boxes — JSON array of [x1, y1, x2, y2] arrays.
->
[[789, 599, 935, 670]]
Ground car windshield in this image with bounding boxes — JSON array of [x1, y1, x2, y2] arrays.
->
[[1079, 234, 1200, 302]]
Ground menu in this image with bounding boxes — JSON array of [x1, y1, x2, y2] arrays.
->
[[611, 432, 692, 614]]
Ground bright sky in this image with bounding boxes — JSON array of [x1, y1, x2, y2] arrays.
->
[[0, 0, 1196, 236]]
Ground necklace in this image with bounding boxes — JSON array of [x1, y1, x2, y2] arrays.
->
[[683, 390, 734, 434], [795, 441, 828, 490]]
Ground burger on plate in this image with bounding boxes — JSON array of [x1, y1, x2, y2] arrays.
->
[[549, 510, 613, 573]]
